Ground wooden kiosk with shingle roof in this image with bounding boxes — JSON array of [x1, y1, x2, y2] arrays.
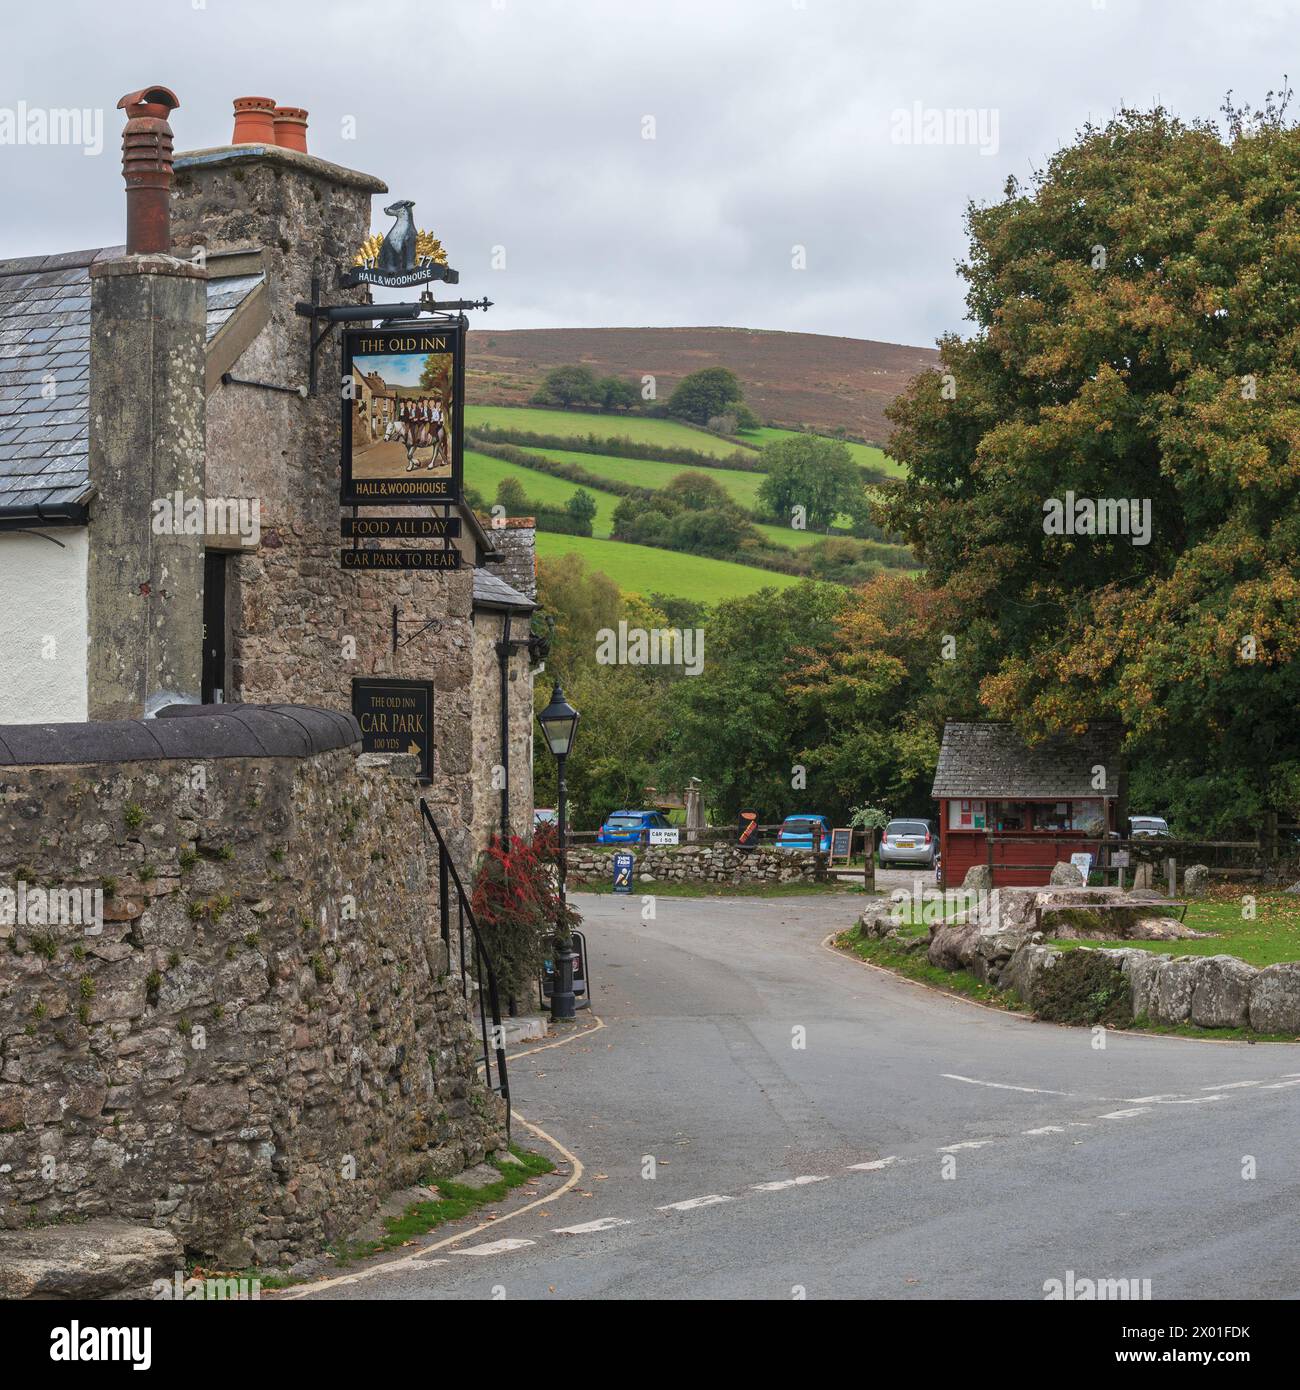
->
[[931, 721, 1124, 888]]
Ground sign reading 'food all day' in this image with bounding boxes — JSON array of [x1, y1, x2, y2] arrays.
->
[[351, 678, 434, 782], [342, 324, 464, 507]]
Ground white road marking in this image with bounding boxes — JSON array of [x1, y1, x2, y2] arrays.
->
[[1100, 1108, 1152, 1119], [1261, 1078, 1300, 1090], [750, 1176, 829, 1192], [1022, 1125, 1065, 1135], [454, 1238, 536, 1255], [938, 1140, 993, 1152], [941, 1073, 1071, 1095], [552, 1217, 633, 1235], [848, 1156, 900, 1171], [1131, 1093, 1226, 1105], [656, 1195, 736, 1212], [1126, 1094, 1185, 1103], [1204, 1080, 1263, 1090]]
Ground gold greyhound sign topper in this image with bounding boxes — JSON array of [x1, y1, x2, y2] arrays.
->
[[341, 198, 459, 289]]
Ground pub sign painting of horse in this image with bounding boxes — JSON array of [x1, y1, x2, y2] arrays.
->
[[341, 323, 465, 506]]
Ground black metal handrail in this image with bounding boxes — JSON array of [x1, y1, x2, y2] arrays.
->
[[419, 800, 510, 1132]]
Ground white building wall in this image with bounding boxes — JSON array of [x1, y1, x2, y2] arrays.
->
[[0, 528, 89, 723]]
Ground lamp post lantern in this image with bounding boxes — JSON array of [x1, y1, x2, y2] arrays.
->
[[537, 682, 579, 1020]]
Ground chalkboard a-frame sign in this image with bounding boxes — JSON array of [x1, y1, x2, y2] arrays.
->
[[351, 678, 434, 782]]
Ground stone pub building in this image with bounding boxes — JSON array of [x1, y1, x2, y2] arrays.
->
[[0, 87, 539, 1288]]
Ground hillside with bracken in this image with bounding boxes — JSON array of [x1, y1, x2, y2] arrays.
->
[[466, 326, 939, 445]]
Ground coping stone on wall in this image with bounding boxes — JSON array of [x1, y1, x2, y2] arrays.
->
[[0, 704, 361, 766]]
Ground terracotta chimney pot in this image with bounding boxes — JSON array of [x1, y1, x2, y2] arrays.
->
[[273, 106, 309, 153], [231, 96, 277, 145], [117, 86, 180, 255]]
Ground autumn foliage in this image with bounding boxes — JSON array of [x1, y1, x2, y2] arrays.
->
[[471, 828, 581, 1003]]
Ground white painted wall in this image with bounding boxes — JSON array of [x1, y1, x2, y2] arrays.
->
[[0, 527, 89, 723]]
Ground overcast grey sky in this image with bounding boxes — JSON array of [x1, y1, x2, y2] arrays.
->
[[1, 0, 1291, 347]]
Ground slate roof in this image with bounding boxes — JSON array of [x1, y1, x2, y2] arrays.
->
[[931, 721, 1122, 800], [472, 566, 535, 611], [0, 247, 265, 512]]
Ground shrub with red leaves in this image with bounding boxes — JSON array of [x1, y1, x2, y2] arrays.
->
[[471, 833, 581, 1003]]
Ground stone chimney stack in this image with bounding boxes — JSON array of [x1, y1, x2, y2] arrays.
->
[[86, 87, 206, 719]]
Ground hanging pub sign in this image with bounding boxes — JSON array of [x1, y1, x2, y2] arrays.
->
[[341, 322, 464, 507], [351, 678, 434, 781], [340, 200, 459, 290]]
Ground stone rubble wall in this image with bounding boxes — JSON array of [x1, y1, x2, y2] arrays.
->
[[915, 888, 1300, 1034], [0, 738, 505, 1268], [1005, 943, 1300, 1033], [566, 843, 823, 885]]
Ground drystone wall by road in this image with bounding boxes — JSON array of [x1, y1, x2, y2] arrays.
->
[[566, 843, 823, 886], [0, 706, 505, 1268]]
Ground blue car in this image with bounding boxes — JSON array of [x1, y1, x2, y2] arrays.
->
[[597, 810, 672, 845], [776, 814, 832, 853]]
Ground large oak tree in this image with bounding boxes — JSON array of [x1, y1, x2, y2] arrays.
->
[[878, 99, 1300, 834]]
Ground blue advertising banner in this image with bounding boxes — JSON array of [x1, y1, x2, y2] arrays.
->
[[612, 851, 635, 893]]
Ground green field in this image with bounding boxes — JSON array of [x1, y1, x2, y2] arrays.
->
[[515, 446, 767, 510], [535, 533, 801, 602], [465, 405, 754, 459], [465, 449, 621, 538], [739, 426, 904, 478], [753, 521, 821, 549], [471, 448, 844, 554]]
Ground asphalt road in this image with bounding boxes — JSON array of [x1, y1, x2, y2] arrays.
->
[[297, 888, 1300, 1301]]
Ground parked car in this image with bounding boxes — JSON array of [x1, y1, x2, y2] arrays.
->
[[776, 814, 832, 853], [879, 818, 936, 867], [597, 809, 672, 844], [534, 808, 558, 829], [1127, 815, 1171, 838]]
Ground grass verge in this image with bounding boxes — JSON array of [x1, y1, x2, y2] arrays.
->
[[329, 1146, 555, 1265], [225, 1146, 557, 1289], [834, 922, 1297, 1041]]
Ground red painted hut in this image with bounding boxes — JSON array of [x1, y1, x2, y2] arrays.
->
[[932, 721, 1123, 888]]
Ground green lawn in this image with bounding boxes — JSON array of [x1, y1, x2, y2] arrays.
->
[[739, 426, 905, 479], [465, 405, 755, 459], [1051, 890, 1300, 969], [465, 449, 621, 538], [515, 446, 767, 509], [535, 533, 801, 602]]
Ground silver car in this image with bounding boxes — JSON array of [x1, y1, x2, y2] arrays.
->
[[879, 818, 936, 866]]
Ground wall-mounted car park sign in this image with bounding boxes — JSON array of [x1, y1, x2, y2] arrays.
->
[[342, 323, 464, 507], [351, 678, 434, 781], [648, 827, 679, 845], [341, 515, 460, 540], [340, 548, 462, 571]]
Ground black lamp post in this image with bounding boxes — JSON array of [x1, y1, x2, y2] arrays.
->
[[537, 682, 580, 1020]]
